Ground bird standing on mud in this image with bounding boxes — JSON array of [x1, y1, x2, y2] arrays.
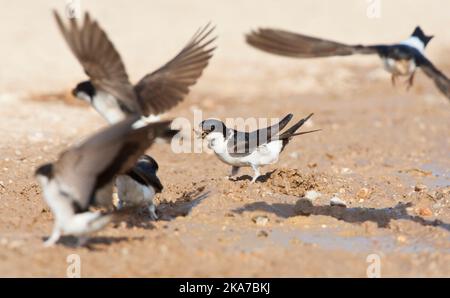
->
[[199, 113, 319, 183]]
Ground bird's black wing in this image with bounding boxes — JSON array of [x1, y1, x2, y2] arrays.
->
[[134, 23, 216, 116], [246, 28, 380, 58], [416, 53, 450, 101], [227, 114, 293, 157], [127, 165, 163, 193], [53, 11, 140, 114]]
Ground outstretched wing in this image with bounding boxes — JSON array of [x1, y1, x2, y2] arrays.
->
[[246, 28, 379, 58], [134, 23, 216, 116], [53, 11, 140, 113], [416, 53, 450, 101]]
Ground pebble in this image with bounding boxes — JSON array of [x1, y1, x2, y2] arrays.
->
[[397, 235, 407, 243], [417, 207, 433, 217], [357, 187, 370, 199], [289, 152, 299, 159], [330, 196, 347, 207], [252, 216, 269, 226], [257, 230, 269, 238], [414, 184, 427, 192], [304, 190, 321, 202], [340, 168, 352, 174]]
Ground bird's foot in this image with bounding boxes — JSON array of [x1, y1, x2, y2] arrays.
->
[[391, 75, 397, 87], [43, 227, 61, 247], [43, 237, 58, 247], [250, 175, 260, 184], [148, 205, 158, 221], [406, 73, 415, 91]]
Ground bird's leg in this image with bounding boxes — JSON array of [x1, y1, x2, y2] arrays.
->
[[225, 166, 240, 180], [44, 224, 61, 247], [250, 165, 261, 183], [406, 72, 415, 91], [230, 166, 240, 177], [148, 204, 158, 221], [391, 74, 397, 86]]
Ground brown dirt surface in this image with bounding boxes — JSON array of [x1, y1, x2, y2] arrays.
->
[[0, 0, 449, 277]]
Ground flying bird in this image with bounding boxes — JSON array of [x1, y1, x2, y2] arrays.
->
[[199, 113, 319, 183], [116, 155, 163, 220], [35, 116, 177, 246], [246, 26, 450, 101], [53, 11, 216, 124]]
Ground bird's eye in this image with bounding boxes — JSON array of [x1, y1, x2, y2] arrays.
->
[[211, 125, 215, 131]]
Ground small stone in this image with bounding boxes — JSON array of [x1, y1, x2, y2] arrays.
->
[[340, 168, 352, 174], [289, 152, 299, 159], [397, 235, 407, 243], [417, 207, 433, 217], [252, 216, 269, 226], [330, 196, 347, 207], [357, 187, 370, 199], [307, 162, 317, 168], [257, 230, 269, 238], [414, 184, 427, 192], [304, 190, 321, 202]]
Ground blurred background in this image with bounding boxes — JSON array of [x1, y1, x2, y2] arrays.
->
[[2, 0, 450, 93]]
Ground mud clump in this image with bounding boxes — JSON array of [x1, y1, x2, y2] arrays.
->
[[265, 168, 322, 197]]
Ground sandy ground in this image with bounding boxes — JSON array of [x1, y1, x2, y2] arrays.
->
[[0, 0, 449, 277]]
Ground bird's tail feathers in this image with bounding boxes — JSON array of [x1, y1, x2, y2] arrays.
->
[[278, 113, 314, 139]]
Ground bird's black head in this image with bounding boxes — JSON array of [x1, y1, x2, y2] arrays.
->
[[72, 80, 96, 102], [411, 26, 434, 47], [34, 163, 54, 179], [137, 155, 159, 172], [199, 119, 227, 139]]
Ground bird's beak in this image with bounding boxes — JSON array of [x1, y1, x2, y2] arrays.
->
[[193, 128, 207, 139], [71, 88, 77, 97]]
